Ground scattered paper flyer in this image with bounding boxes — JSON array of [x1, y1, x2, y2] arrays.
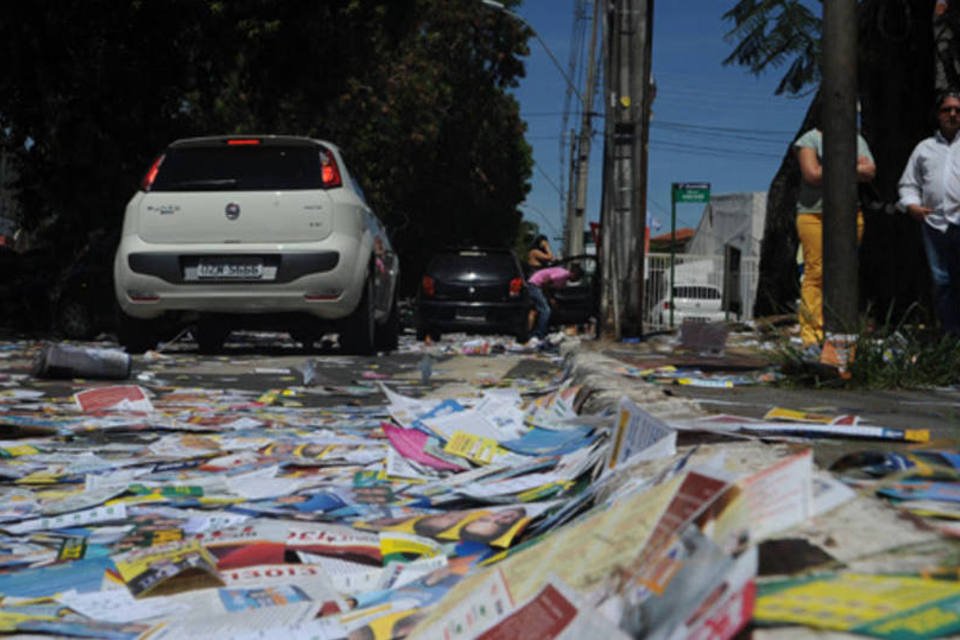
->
[[74, 385, 154, 413]]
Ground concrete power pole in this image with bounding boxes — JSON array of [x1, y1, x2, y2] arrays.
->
[[564, 0, 602, 257], [821, 0, 859, 335], [599, 0, 654, 338]]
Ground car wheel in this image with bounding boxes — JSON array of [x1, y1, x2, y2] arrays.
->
[[291, 328, 320, 352], [116, 310, 157, 354], [515, 319, 530, 344], [340, 274, 375, 355], [57, 296, 95, 340], [374, 292, 400, 353], [197, 317, 230, 355]]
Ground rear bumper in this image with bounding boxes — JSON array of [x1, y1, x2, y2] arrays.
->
[[126, 252, 339, 284], [115, 236, 364, 320], [661, 310, 727, 325], [417, 299, 529, 334]]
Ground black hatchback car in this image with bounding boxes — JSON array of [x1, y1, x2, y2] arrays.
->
[[416, 247, 530, 342]]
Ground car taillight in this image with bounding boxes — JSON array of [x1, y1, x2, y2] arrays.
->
[[141, 154, 165, 191], [422, 275, 435, 297], [509, 277, 524, 297], [321, 151, 342, 188], [662, 301, 671, 309], [227, 138, 261, 145]]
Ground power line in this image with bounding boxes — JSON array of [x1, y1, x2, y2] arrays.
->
[[650, 139, 785, 160], [519, 202, 561, 237], [525, 112, 796, 138], [653, 120, 795, 136], [532, 158, 565, 197]]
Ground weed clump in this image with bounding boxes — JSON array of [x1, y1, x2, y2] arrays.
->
[[776, 306, 960, 389]]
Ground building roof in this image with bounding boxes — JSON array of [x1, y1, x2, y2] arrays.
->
[[649, 228, 696, 243]]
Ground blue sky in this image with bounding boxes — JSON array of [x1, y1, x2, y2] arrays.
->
[[507, 0, 813, 244]]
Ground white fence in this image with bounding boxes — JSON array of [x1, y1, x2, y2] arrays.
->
[[643, 252, 759, 332]]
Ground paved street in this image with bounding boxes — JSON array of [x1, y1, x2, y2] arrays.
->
[[0, 327, 957, 638], [4, 331, 562, 406]]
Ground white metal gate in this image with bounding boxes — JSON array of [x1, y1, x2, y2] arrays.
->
[[642, 252, 759, 331]]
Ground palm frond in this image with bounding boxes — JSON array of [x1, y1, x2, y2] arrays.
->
[[722, 0, 823, 96]]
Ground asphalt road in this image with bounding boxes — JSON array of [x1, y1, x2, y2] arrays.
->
[[3, 330, 564, 411]]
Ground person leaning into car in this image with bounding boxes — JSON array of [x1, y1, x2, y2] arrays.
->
[[527, 263, 584, 340]]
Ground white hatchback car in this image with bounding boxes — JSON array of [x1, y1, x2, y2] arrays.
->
[[114, 135, 399, 354], [656, 283, 726, 327]]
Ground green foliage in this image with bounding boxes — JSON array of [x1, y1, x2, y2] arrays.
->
[[722, 0, 822, 95], [514, 219, 541, 262], [0, 0, 533, 292]]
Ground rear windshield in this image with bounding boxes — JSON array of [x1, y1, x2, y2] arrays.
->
[[429, 253, 519, 278], [150, 146, 325, 191], [673, 285, 721, 299]]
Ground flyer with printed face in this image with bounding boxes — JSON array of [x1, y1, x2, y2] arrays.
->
[[355, 503, 555, 549], [112, 539, 222, 596], [409, 568, 515, 639]]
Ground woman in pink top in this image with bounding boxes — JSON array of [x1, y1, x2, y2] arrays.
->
[[527, 264, 583, 339]]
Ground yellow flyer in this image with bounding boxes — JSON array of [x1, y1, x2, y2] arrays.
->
[[443, 431, 503, 465], [756, 572, 960, 638], [113, 539, 222, 597]]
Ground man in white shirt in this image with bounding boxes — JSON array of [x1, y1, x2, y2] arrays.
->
[[898, 91, 960, 336]]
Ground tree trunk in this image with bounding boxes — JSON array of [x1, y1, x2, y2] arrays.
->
[[857, 0, 936, 327], [752, 95, 819, 318]]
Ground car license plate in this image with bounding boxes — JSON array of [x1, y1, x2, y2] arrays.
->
[[197, 259, 263, 280], [456, 309, 485, 321]]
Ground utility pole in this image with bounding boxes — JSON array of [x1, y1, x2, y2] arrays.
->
[[821, 0, 859, 335], [564, 0, 602, 257], [599, 0, 654, 338], [564, 129, 577, 253]]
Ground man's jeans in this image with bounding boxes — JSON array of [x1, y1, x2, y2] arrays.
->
[[922, 222, 960, 336], [528, 284, 550, 338]]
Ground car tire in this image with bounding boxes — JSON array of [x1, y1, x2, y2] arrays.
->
[[374, 292, 400, 353], [340, 273, 375, 355], [515, 319, 530, 344], [197, 317, 230, 355], [57, 295, 95, 340], [116, 310, 157, 354], [291, 329, 319, 352]]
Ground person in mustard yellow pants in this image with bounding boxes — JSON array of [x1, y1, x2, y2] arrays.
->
[[794, 110, 876, 351]]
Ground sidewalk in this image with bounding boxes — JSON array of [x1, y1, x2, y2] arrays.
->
[[560, 330, 959, 632]]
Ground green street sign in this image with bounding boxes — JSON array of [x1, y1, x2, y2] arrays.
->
[[672, 182, 711, 204]]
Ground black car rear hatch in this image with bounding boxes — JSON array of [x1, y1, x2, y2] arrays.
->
[[428, 251, 523, 302]]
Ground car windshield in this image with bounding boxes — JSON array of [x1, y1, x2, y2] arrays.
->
[[673, 285, 721, 299], [150, 146, 325, 191], [430, 253, 518, 279]]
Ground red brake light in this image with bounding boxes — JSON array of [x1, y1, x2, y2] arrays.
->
[[663, 301, 671, 309], [320, 151, 342, 188], [509, 277, 524, 297], [422, 275, 435, 297], [227, 138, 261, 145], [141, 154, 165, 191]]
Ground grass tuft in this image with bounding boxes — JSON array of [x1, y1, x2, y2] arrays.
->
[[774, 304, 960, 389]]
